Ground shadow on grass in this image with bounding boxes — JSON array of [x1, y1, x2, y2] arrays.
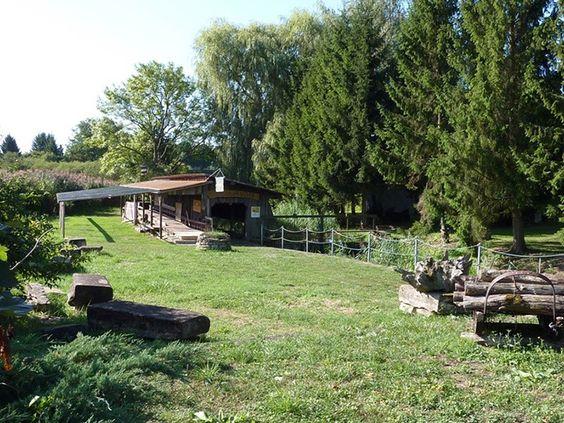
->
[[87, 217, 115, 242]]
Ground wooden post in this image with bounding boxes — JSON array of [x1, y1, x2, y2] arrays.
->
[[120, 196, 123, 219], [367, 232, 371, 263], [476, 243, 482, 274], [59, 202, 66, 239], [158, 196, 163, 239], [413, 238, 419, 270], [133, 195, 138, 225], [260, 222, 264, 246], [281, 227, 285, 249], [150, 195, 154, 229], [330, 229, 334, 255], [305, 228, 309, 253]]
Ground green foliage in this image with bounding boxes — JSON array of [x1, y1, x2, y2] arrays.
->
[[31, 133, 63, 159], [0, 153, 103, 178], [196, 11, 323, 181], [0, 169, 109, 214], [64, 118, 107, 162], [269, 0, 400, 211], [1, 135, 20, 155], [0, 177, 83, 289], [98, 61, 203, 180], [3, 332, 195, 422]]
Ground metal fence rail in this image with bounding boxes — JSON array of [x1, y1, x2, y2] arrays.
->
[[260, 224, 564, 273]]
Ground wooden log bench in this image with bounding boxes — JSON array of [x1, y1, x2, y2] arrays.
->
[[87, 300, 210, 340]]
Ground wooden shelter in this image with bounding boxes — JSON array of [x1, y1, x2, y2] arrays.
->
[[56, 173, 281, 241]]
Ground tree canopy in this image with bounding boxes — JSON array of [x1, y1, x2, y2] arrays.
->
[[98, 61, 203, 180], [64, 119, 107, 162], [1, 135, 20, 155], [31, 133, 63, 158]]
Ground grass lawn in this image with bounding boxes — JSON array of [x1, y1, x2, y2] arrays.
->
[[3, 210, 563, 422]]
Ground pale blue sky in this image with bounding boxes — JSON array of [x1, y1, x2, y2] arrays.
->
[[0, 0, 343, 151]]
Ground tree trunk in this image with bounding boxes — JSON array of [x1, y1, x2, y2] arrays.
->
[[510, 209, 526, 254]]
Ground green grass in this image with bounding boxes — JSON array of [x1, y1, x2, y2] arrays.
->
[[3, 210, 563, 422]]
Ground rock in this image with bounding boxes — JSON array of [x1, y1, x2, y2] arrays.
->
[[26, 283, 64, 312], [399, 256, 472, 293], [40, 324, 89, 341], [68, 274, 113, 308], [196, 232, 231, 251], [66, 237, 87, 247], [398, 284, 459, 316], [87, 300, 210, 340]]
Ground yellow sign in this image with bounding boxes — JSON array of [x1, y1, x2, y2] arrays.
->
[[192, 199, 202, 213], [251, 206, 261, 218]]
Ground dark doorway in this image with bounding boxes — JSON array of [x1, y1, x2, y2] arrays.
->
[[211, 202, 246, 238]]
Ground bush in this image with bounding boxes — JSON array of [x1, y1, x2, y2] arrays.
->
[[0, 178, 84, 289], [2, 332, 195, 422], [0, 169, 111, 215], [270, 199, 337, 230], [0, 153, 104, 178]]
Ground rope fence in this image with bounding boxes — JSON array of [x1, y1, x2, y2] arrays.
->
[[260, 224, 564, 273]]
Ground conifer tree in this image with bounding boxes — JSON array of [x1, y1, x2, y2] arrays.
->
[[1, 134, 20, 155], [31, 132, 63, 158], [282, 0, 399, 211], [443, 0, 562, 252], [376, 0, 458, 226]]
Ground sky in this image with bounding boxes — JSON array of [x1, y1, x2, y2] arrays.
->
[[0, 0, 343, 152]]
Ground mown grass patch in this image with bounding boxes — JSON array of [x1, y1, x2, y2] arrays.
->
[[2, 210, 562, 422]]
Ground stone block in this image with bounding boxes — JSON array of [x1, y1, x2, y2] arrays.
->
[[66, 237, 87, 247], [87, 300, 210, 340], [68, 274, 113, 307], [398, 284, 459, 316]]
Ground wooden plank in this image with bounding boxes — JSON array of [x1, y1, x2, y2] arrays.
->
[[208, 189, 260, 201]]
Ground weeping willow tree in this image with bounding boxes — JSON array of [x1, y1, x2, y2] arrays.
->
[[195, 12, 322, 182]]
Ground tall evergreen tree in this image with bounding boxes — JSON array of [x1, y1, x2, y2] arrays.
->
[[272, 0, 400, 212], [1, 134, 20, 155], [443, 0, 562, 252], [31, 132, 63, 157], [375, 0, 458, 224]]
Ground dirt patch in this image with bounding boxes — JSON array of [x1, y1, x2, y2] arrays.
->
[[285, 297, 356, 315], [435, 354, 488, 391]]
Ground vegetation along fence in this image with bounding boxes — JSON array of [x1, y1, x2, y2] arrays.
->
[[260, 225, 564, 274]]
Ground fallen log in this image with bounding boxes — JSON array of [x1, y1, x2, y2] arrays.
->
[[478, 269, 563, 284], [462, 294, 564, 316], [465, 282, 564, 297]]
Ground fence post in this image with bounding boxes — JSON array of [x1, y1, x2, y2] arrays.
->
[[305, 228, 309, 253], [538, 257, 542, 273], [367, 232, 371, 263], [260, 223, 264, 246], [281, 227, 285, 250], [476, 243, 482, 274], [413, 237, 419, 270], [330, 229, 335, 255]]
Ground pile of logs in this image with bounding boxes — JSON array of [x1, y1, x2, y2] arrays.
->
[[454, 269, 564, 317]]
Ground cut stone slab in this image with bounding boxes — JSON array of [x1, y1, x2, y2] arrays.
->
[[399, 284, 459, 316], [68, 274, 113, 307], [26, 283, 64, 312], [87, 300, 210, 340], [66, 237, 87, 247]]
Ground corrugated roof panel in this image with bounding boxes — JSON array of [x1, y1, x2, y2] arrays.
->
[[56, 186, 151, 202]]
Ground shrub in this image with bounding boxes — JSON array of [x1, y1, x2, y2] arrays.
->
[[2, 332, 195, 422]]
